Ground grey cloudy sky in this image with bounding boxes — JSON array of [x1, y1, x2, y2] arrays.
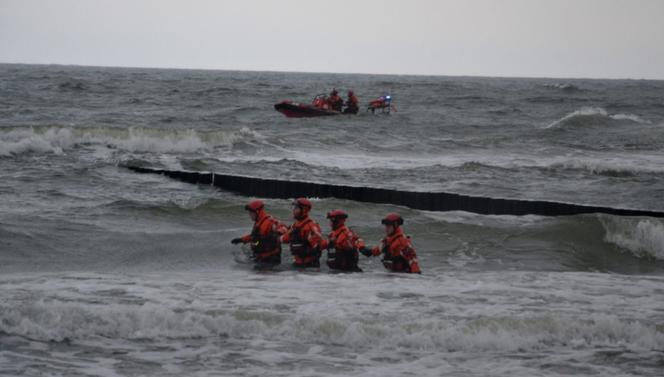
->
[[1, 0, 663, 79]]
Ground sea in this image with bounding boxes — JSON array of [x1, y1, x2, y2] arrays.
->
[[1, 63, 663, 376]]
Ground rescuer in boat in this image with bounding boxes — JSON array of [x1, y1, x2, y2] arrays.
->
[[343, 90, 359, 114], [325, 210, 365, 272], [367, 94, 395, 113], [327, 89, 343, 112], [231, 200, 287, 269], [312, 95, 330, 109], [280, 198, 328, 268], [360, 213, 421, 273]]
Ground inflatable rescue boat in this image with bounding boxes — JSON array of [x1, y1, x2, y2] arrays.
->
[[274, 94, 341, 118]]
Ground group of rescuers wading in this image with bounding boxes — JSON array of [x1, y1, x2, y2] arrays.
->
[[231, 198, 421, 273]]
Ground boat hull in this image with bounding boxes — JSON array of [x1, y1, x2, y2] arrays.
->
[[274, 101, 340, 118]]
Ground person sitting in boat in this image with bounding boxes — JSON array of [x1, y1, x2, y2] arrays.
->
[[360, 213, 421, 273], [343, 90, 359, 114], [280, 198, 327, 268], [368, 94, 395, 113], [325, 210, 365, 272], [312, 95, 329, 109], [327, 89, 343, 112], [231, 200, 288, 269]]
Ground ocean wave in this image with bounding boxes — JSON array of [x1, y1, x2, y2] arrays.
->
[[422, 210, 547, 228], [193, 86, 237, 96], [610, 113, 651, 123], [601, 217, 664, 260], [57, 80, 88, 91], [543, 83, 581, 92], [0, 126, 261, 156], [103, 196, 229, 215], [0, 127, 73, 156], [544, 157, 664, 177], [1, 301, 661, 352], [211, 151, 664, 178], [544, 107, 651, 129]]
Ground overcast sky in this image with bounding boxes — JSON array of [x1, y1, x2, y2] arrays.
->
[[1, 0, 663, 79]]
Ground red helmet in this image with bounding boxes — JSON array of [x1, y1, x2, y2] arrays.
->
[[381, 213, 404, 226], [292, 198, 312, 210], [326, 209, 348, 220], [244, 200, 264, 212]]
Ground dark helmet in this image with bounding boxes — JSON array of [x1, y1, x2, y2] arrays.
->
[[244, 200, 264, 212], [381, 213, 404, 227], [326, 209, 348, 221], [292, 198, 312, 210], [331, 88, 338, 96], [348, 90, 354, 96]]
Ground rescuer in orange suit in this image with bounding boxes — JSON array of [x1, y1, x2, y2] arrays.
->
[[343, 90, 359, 114], [231, 200, 287, 269], [280, 198, 328, 268], [327, 88, 343, 112], [360, 213, 421, 273], [325, 210, 365, 272]]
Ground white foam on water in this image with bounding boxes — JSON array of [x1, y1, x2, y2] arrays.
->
[[212, 147, 664, 180], [543, 83, 581, 91], [611, 113, 651, 124], [546, 153, 664, 176], [1, 272, 662, 352], [1, 270, 662, 376], [0, 127, 74, 156], [601, 217, 664, 260], [0, 126, 260, 156], [5, 126, 660, 183], [422, 210, 548, 229], [2, 293, 661, 353], [544, 107, 651, 129]]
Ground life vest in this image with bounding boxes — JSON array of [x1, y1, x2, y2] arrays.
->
[[380, 231, 419, 273], [249, 215, 281, 260], [328, 95, 343, 111], [369, 98, 386, 109], [313, 97, 328, 109], [347, 95, 359, 109], [327, 226, 362, 271], [288, 218, 322, 266]]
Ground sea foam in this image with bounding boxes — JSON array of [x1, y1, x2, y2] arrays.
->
[[1, 299, 661, 352], [0, 126, 258, 156], [544, 107, 650, 129], [601, 217, 664, 260]]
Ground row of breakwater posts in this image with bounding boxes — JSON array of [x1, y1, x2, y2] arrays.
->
[[125, 165, 664, 218]]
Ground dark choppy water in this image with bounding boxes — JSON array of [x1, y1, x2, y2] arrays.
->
[[1, 64, 663, 376]]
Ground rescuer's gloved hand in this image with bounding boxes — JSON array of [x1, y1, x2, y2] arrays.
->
[[359, 247, 372, 257]]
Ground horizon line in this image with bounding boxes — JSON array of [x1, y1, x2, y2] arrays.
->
[[1, 61, 663, 82]]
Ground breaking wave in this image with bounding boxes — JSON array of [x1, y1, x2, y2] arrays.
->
[[57, 80, 89, 91], [601, 217, 664, 260], [1, 301, 661, 352], [543, 155, 664, 177], [0, 126, 261, 156], [210, 150, 664, 178], [544, 107, 651, 129], [543, 83, 581, 92]]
